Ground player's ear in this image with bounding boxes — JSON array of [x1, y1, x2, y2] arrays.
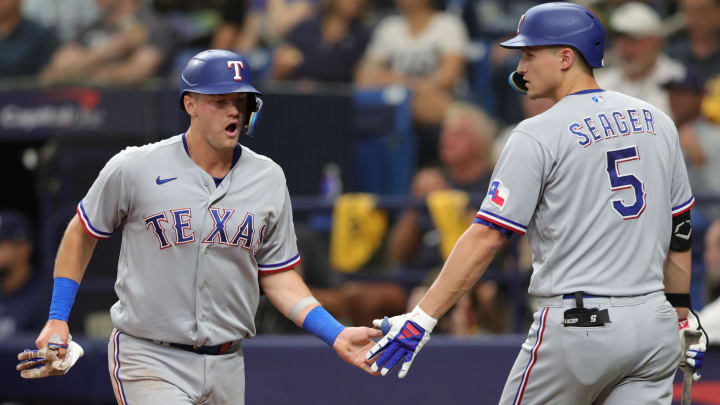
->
[[559, 47, 575, 71], [184, 94, 197, 116]]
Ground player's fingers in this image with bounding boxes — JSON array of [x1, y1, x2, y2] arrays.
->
[[380, 347, 406, 376], [365, 336, 390, 360], [686, 349, 704, 360], [356, 361, 380, 376], [364, 327, 383, 339], [374, 340, 399, 366], [372, 318, 384, 329], [20, 365, 51, 379], [16, 358, 47, 371], [17, 349, 42, 361], [398, 351, 417, 379], [692, 372, 702, 382], [688, 343, 706, 353], [686, 358, 703, 369]]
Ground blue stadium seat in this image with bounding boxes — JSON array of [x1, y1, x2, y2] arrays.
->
[[352, 87, 415, 195]]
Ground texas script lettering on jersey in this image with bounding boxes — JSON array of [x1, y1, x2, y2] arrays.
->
[[569, 108, 656, 148], [143, 207, 267, 253]]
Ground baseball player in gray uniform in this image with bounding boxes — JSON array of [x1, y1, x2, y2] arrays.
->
[[18, 49, 382, 404], [366, 3, 707, 404]]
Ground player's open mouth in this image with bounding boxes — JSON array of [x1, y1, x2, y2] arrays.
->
[[225, 122, 238, 136]]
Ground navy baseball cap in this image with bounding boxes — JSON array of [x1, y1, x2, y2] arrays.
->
[[662, 68, 705, 93], [0, 210, 32, 242]]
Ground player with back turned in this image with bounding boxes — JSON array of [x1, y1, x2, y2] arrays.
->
[[16, 49, 382, 404], [367, 3, 707, 404]]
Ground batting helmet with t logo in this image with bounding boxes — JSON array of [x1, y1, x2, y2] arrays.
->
[[500, 2, 606, 93], [179, 49, 263, 136]]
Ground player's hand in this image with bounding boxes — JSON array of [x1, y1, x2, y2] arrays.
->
[[679, 320, 706, 381], [332, 326, 383, 375], [17, 334, 84, 378], [365, 306, 438, 378], [35, 320, 71, 359]]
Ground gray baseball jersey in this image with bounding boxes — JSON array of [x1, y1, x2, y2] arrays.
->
[[77, 133, 300, 346], [475, 89, 694, 297]]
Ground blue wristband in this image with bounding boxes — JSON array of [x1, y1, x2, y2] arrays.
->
[[302, 306, 346, 346], [48, 277, 79, 321]]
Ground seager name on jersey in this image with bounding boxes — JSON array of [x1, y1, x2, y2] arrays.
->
[[144, 207, 266, 253], [569, 108, 656, 148]]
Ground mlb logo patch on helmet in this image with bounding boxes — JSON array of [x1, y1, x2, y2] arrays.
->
[[487, 180, 509, 209]]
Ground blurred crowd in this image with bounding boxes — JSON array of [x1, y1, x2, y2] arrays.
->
[[2, 0, 720, 339]]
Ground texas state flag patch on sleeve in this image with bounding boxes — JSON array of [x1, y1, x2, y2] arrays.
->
[[487, 180, 509, 209]]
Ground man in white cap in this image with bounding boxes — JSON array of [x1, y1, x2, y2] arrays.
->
[[596, 1, 685, 115]]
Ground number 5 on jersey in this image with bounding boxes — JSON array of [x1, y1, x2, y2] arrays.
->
[[606, 146, 646, 220]]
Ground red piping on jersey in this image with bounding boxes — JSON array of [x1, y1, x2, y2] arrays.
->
[[257, 258, 303, 276], [111, 329, 128, 405], [672, 200, 695, 217], [75, 209, 105, 240], [515, 307, 549, 405], [476, 214, 526, 235]]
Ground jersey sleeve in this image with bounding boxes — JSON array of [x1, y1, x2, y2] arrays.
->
[[76, 151, 129, 239], [670, 131, 694, 216], [474, 131, 551, 235], [255, 185, 301, 274]]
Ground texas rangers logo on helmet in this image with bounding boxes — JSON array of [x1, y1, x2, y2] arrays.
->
[[487, 180, 509, 209], [227, 61, 245, 82], [516, 14, 525, 34]]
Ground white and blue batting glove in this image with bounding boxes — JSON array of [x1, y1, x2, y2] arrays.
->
[[680, 319, 707, 381], [16, 334, 84, 379], [365, 306, 437, 378], [685, 342, 706, 381]]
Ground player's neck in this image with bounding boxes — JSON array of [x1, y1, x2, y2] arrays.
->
[[554, 73, 601, 102], [185, 129, 235, 178]]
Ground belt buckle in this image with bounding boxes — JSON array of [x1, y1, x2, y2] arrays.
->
[[192, 344, 199, 352]]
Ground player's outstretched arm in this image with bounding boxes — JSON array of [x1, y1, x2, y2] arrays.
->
[[260, 269, 382, 375], [19, 215, 97, 378], [367, 224, 508, 378]]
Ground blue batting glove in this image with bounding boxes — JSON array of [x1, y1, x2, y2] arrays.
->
[[366, 306, 437, 378]]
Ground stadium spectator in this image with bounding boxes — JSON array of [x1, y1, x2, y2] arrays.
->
[[596, 2, 684, 116], [213, 0, 320, 53], [21, 0, 100, 43], [668, 0, 720, 85], [665, 69, 720, 220], [695, 219, 720, 343], [354, 0, 469, 127], [388, 103, 507, 333], [271, 0, 370, 83], [40, 0, 173, 86], [0, 210, 47, 339], [0, 0, 59, 80]]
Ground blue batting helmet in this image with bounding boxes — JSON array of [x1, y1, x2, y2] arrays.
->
[[500, 2, 606, 69], [179, 49, 263, 136]]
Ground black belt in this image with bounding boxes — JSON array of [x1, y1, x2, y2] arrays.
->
[[562, 293, 609, 299], [562, 292, 611, 327], [168, 342, 236, 355], [149, 340, 239, 355]]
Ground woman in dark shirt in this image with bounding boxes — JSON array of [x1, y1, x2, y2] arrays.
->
[[272, 0, 370, 83]]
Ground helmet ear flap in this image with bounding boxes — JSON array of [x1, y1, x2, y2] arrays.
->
[[244, 95, 263, 136]]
